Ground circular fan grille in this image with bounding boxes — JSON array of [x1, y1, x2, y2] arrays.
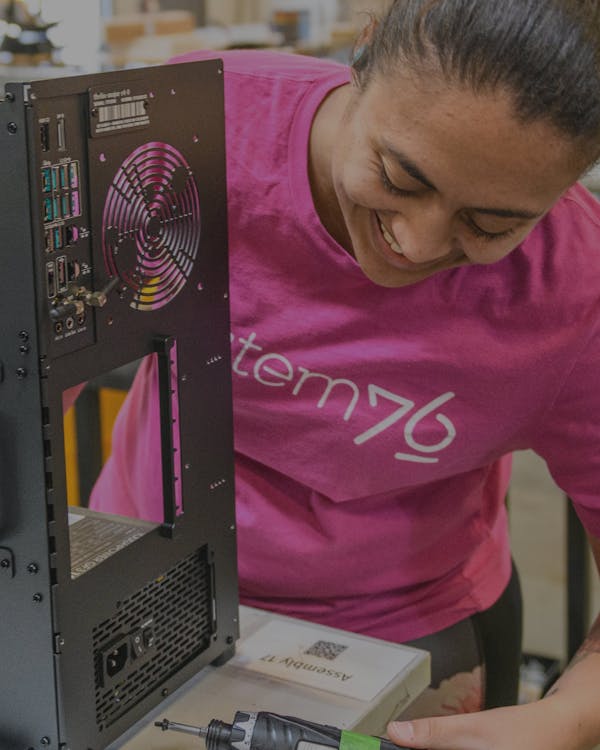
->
[[102, 141, 201, 311]]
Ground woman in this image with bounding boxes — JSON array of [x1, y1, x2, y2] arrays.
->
[[96, 1, 600, 747]]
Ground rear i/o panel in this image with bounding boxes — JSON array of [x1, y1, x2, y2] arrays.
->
[[37, 103, 92, 353]]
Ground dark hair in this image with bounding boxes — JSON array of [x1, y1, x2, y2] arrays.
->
[[352, 0, 600, 155]]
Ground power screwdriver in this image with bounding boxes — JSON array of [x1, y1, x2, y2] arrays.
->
[[155, 710, 409, 750]]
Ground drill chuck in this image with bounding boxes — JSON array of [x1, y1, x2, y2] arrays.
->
[[204, 719, 238, 750]]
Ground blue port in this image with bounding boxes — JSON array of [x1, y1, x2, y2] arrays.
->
[[41, 168, 52, 193], [53, 226, 63, 250], [43, 197, 53, 222]]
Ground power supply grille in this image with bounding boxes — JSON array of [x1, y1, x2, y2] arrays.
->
[[92, 547, 214, 730]]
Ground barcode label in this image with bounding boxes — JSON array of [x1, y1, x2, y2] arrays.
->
[[304, 639, 348, 661], [90, 84, 150, 137], [98, 100, 146, 123]]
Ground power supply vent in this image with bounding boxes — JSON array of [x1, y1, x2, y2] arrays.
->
[[92, 547, 214, 731], [102, 141, 201, 311]]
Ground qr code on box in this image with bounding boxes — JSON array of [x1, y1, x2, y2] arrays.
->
[[304, 640, 348, 661]]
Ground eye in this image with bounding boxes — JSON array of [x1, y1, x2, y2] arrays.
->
[[380, 165, 414, 197], [463, 215, 516, 243]]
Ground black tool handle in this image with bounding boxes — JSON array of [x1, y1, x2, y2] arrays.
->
[[233, 711, 408, 750]]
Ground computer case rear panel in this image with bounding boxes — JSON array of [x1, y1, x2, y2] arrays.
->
[[0, 60, 238, 750]]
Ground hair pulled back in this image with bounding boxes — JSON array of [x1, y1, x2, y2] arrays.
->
[[352, 0, 600, 153]]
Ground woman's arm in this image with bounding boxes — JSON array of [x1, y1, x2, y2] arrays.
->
[[386, 535, 600, 750]]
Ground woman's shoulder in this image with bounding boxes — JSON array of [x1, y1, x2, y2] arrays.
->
[[502, 182, 600, 314], [441, 183, 600, 320], [538, 182, 600, 241], [170, 48, 350, 84], [555, 181, 600, 231], [520, 183, 600, 274]]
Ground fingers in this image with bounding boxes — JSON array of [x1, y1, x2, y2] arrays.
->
[[387, 713, 486, 750], [387, 719, 430, 748], [386, 698, 579, 750]]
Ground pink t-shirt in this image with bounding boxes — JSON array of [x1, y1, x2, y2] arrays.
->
[[92, 50, 600, 642]]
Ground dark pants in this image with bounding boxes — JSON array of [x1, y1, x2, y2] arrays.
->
[[400, 563, 523, 717]]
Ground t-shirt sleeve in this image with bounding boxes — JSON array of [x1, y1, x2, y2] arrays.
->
[[529, 321, 600, 537]]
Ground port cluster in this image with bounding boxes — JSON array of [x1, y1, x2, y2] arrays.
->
[[52, 311, 85, 337], [47, 253, 85, 332], [46, 255, 80, 299], [39, 115, 66, 154], [38, 120, 88, 340], [42, 161, 81, 251], [42, 159, 84, 326]]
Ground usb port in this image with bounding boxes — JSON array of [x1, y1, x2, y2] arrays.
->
[[70, 190, 80, 217], [68, 259, 81, 281], [61, 194, 71, 218], [41, 168, 52, 193], [46, 261, 56, 298], [53, 195, 61, 220], [57, 116, 66, 151], [53, 226, 63, 250], [43, 197, 53, 222], [68, 161, 79, 189], [40, 120, 50, 152], [65, 225, 79, 245], [56, 255, 67, 292], [59, 164, 69, 188]]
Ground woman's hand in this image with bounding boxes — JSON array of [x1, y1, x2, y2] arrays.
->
[[386, 694, 593, 750], [387, 545, 600, 750]]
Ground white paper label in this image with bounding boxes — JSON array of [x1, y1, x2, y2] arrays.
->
[[230, 620, 417, 701]]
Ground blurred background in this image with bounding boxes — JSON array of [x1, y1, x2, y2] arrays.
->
[[0, 0, 391, 72]]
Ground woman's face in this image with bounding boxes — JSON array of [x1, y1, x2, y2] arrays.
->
[[326, 68, 585, 287]]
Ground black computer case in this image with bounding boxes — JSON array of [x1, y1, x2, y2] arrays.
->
[[0, 60, 238, 750]]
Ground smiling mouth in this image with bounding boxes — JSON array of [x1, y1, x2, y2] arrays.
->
[[376, 216, 424, 269], [378, 217, 404, 255]]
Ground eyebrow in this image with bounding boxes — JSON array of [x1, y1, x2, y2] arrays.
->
[[382, 143, 544, 221]]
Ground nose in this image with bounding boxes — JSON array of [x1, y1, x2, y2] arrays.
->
[[388, 198, 455, 264]]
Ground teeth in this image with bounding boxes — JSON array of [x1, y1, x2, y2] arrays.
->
[[378, 219, 404, 255]]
